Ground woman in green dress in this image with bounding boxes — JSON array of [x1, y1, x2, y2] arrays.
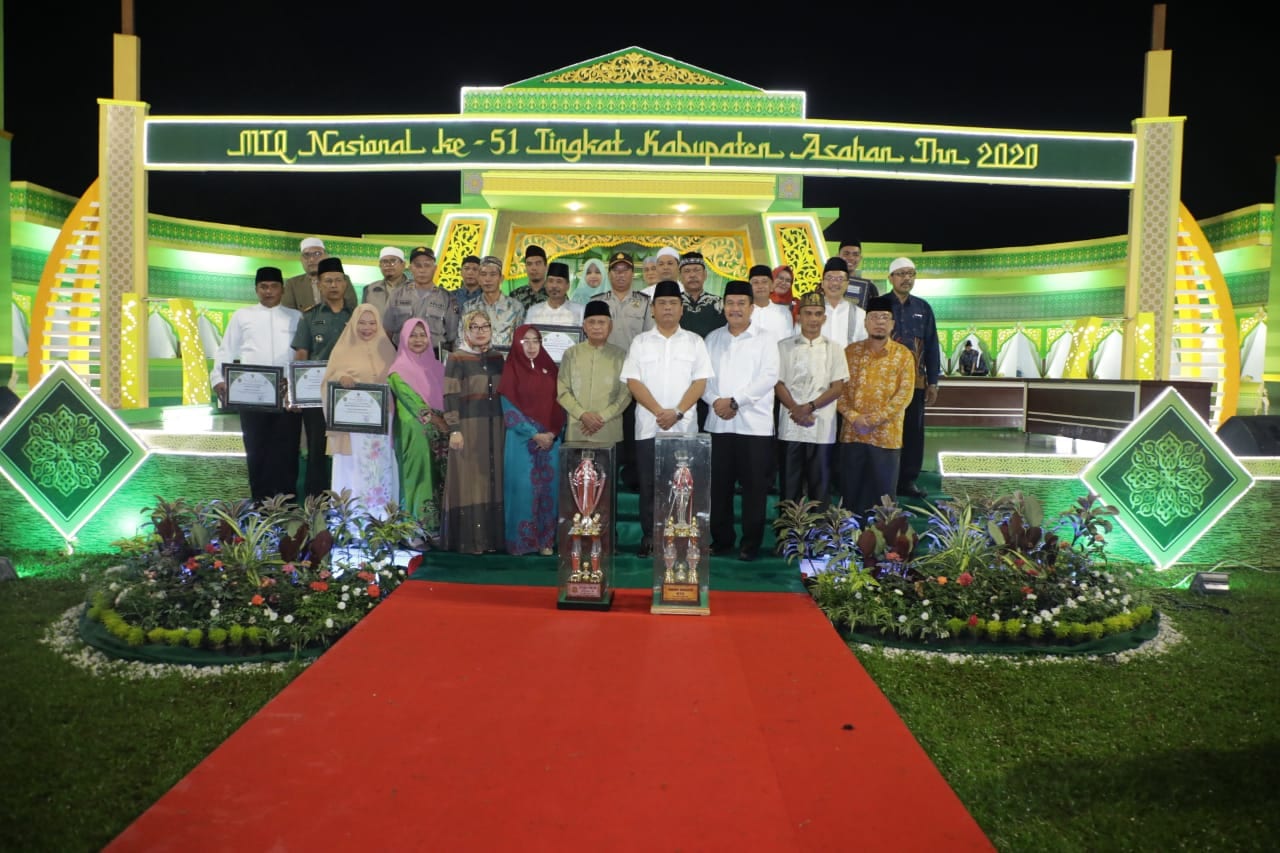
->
[[387, 318, 448, 545]]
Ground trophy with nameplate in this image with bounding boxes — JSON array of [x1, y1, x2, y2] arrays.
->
[[652, 433, 711, 615], [556, 443, 616, 610]]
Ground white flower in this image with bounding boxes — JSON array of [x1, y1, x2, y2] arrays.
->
[[898, 615, 907, 623], [990, 613, 1001, 622], [268, 610, 278, 622], [338, 602, 347, 610], [341, 593, 350, 602], [209, 609, 219, 619], [921, 612, 930, 621], [894, 589, 903, 596], [325, 618, 334, 628], [283, 614, 294, 624], [922, 599, 931, 607], [1032, 615, 1043, 624], [854, 592, 862, 600]]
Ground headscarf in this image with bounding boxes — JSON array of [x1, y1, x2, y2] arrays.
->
[[387, 317, 444, 411], [457, 309, 490, 354], [771, 264, 799, 321], [499, 324, 565, 436], [570, 258, 608, 304], [322, 304, 397, 455]]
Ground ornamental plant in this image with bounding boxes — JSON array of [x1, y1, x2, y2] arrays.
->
[[772, 492, 1152, 645], [85, 491, 426, 655]]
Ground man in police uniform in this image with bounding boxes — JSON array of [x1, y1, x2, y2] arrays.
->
[[589, 251, 653, 490], [291, 256, 354, 499]]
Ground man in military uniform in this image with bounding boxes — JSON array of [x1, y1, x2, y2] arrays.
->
[[508, 244, 551, 309], [291, 256, 354, 499]]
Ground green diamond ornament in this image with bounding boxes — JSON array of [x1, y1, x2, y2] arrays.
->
[[0, 363, 150, 543], [1080, 387, 1253, 569]]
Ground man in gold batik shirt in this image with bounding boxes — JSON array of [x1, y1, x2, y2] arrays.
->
[[557, 301, 632, 445], [836, 295, 916, 517]]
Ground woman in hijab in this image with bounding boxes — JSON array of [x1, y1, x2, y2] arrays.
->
[[771, 264, 799, 323], [388, 318, 448, 546], [322, 305, 399, 519], [500, 325, 565, 556], [441, 309, 506, 554], [569, 257, 607, 305]]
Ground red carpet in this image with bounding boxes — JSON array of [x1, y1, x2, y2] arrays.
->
[[107, 582, 991, 852]]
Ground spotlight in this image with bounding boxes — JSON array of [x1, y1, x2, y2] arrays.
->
[[1190, 571, 1230, 594]]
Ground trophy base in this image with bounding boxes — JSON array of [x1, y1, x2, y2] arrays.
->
[[651, 586, 710, 616], [557, 588, 614, 611]]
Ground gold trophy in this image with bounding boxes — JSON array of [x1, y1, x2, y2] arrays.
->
[[566, 450, 606, 598]]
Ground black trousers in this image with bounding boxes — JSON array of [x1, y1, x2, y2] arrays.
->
[[635, 437, 656, 546], [781, 440, 834, 506], [240, 409, 302, 502], [898, 387, 927, 487], [839, 442, 900, 520], [709, 433, 773, 553], [300, 407, 333, 500], [618, 400, 639, 490]]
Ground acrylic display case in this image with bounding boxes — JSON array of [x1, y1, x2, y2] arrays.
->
[[555, 443, 617, 610], [651, 432, 711, 615]]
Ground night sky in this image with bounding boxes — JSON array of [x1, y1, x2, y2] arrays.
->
[[6, 1, 1274, 251]]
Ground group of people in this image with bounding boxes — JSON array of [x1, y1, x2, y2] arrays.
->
[[212, 235, 940, 562]]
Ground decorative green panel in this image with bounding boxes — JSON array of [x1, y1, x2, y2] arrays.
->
[[928, 289, 1126, 324], [1080, 389, 1253, 568], [0, 363, 150, 542]]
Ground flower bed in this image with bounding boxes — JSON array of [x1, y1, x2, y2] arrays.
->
[[82, 491, 425, 658], [774, 491, 1157, 649]]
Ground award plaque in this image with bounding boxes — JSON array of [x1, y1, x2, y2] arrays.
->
[[325, 382, 390, 434], [555, 443, 616, 611], [533, 324, 586, 365], [222, 363, 284, 411], [288, 360, 327, 408], [651, 433, 712, 615]]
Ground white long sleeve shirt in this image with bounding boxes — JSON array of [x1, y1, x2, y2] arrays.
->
[[209, 302, 302, 387], [701, 323, 780, 436], [620, 326, 714, 440]]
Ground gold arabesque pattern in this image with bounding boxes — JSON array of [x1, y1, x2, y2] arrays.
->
[[773, 224, 822, 297], [546, 52, 724, 86], [438, 219, 487, 291], [502, 231, 749, 280]]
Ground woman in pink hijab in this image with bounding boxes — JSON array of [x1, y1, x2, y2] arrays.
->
[[387, 318, 448, 545]]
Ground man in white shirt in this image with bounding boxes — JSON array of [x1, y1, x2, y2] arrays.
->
[[702, 281, 781, 561], [747, 263, 793, 341], [818, 256, 867, 345], [524, 262, 584, 327], [621, 281, 714, 557], [773, 291, 849, 506], [211, 267, 303, 503]]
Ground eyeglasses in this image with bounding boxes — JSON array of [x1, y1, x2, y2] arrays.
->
[[891, 270, 917, 278], [301, 250, 325, 258], [469, 323, 492, 331]]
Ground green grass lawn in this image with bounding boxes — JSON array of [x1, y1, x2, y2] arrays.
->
[[2, 551, 1277, 852]]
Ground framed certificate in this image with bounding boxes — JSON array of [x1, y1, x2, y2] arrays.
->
[[326, 382, 390, 434], [534, 324, 585, 364], [223, 363, 284, 410], [288, 360, 327, 408]]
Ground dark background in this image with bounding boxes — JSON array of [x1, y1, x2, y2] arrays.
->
[[6, 1, 1275, 250]]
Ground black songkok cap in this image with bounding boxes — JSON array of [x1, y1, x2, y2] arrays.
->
[[866, 296, 896, 313], [823, 257, 850, 275], [723, 280, 752, 299], [255, 266, 283, 284], [652, 280, 681, 300], [547, 261, 570, 280], [524, 244, 547, 260], [679, 252, 705, 268], [317, 257, 344, 275], [583, 300, 612, 319], [748, 264, 773, 279]]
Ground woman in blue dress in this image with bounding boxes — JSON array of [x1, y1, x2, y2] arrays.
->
[[499, 324, 565, 555]]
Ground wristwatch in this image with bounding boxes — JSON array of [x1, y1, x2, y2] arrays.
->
[[675, 408, 685, 420], [729, 398, 739, 412]]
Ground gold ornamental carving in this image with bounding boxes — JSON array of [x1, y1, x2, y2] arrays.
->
[[546, 52, 724, 86]]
